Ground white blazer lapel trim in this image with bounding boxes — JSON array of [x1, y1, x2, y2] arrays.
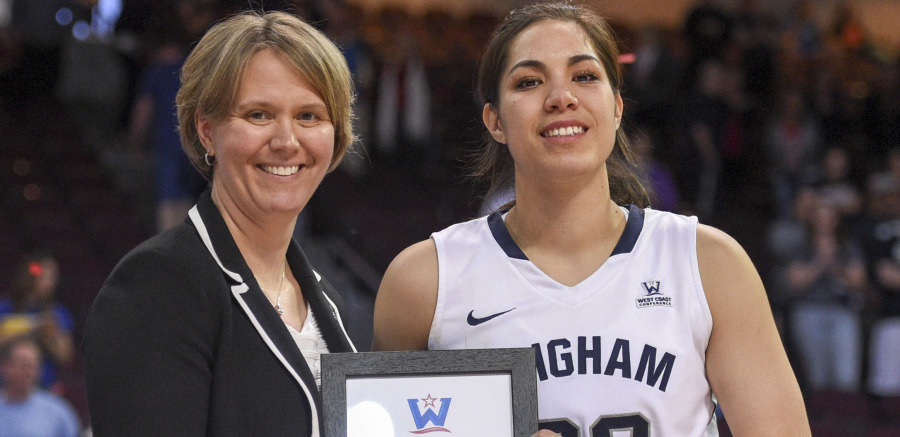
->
[[190, 205, 321, 436], [318, 284, 358, 353], [188, 206, 243, 283], [231, 286, 320, 437]]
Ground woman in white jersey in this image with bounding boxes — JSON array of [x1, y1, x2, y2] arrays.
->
[[373, 3, 810, 436]]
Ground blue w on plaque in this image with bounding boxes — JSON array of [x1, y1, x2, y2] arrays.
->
[[407, 394, 452, 434]]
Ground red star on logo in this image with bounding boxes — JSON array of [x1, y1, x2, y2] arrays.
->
[[421, 394, 438, 408]]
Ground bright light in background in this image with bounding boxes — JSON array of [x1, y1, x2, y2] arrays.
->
[[348, 401, 395, 437], [55, 8, 73, 26], [59, 0, 121, 41], [72, 20, 91, 41], [23, 184, 41, 202], [92, 0, 122, 37]]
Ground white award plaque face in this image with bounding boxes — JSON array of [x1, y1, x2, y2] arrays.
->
[[346, 374, 513, 436], [321, 348, 538, 437]]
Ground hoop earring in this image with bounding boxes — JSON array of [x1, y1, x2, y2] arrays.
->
[[204, 152, 215, 166]]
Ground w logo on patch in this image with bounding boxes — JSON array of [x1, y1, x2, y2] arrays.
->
[[641, 281, 662, 295], [407, 394, 452, 434], [636, 280, 672, 308]]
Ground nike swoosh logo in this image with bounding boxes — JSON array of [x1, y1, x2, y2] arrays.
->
[[467, 308, 516, 326]]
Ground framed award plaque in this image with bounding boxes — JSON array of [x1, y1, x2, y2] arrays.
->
[[321, 348, 538, 437]]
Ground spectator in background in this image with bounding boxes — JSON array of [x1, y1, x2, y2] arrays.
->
[[858, 172, 900, 415], [766, 85, 821, 217], [817, 3, 880, 153], [681, 59, 728, 219], [781, 0, 824, 91], [320, 0, 374, 177], [785, 200, 868, 394], [112, 0, 158, 130], [7, 0, 69, 111], [128, 28, 205, 233], [372, 7, 432, 167], [421, 9, 483, 176], [811, 145, 863, 219], [766, 186, 819, 342], [681, 0, 731, 90], [0, 251, 74, 392], [0, 336, 81, 437], [731, 0, 777, 109], [622, 25, 683, 141], [715, 57, 760, 212], [768, 186, 819, 279]]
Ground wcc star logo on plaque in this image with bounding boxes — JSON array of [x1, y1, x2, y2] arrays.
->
[[407, 393, 452, 434]]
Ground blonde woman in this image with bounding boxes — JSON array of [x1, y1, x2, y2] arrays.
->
[[84, 11, 357, 436]]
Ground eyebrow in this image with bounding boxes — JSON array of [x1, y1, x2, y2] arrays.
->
[[233, 100, 327, 112], [507, 54, 602, 77], [233, 100, 274, 111]]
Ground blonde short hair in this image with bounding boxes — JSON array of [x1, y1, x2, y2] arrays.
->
[[177, 11, 355, 180]]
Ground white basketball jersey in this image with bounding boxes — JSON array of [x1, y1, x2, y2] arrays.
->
[[430, 206, 718, 437]]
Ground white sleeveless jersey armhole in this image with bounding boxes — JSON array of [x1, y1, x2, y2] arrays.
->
[[429, 206, 717, 437]]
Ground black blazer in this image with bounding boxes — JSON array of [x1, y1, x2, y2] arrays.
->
[[83, 190, 357, 436]]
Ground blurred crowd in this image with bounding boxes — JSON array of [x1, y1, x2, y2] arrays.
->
[[1, 0, 899, 434], [628, 0, 900, 424], [620, 0, 900, 423]]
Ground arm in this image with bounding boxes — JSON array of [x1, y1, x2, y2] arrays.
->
[[83, 249, 219, 436], [839, 258, 868, 290], [35, 310, 74, 368], [785, 255, 825, 294], [371, 239, 439, 351], [698, 225, 811, 436], [875, 259, 900, 292]]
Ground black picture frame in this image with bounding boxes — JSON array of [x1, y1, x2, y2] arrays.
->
[[321, 348, 538, 437]]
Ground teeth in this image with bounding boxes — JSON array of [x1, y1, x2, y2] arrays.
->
[[262, 165, 300, 176], [543, 126, 584, 137]]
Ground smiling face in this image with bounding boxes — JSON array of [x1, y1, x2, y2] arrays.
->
[[483, 20, 623, 186], [196, 49, 335, 221]]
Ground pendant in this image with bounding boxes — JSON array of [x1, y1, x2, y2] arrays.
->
[[276, 304, 285, 316]]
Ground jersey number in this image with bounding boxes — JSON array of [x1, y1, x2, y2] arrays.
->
[[540, 413, 649, 437]]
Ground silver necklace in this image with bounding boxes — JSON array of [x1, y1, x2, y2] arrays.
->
[[262, 259, 287, 316]]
